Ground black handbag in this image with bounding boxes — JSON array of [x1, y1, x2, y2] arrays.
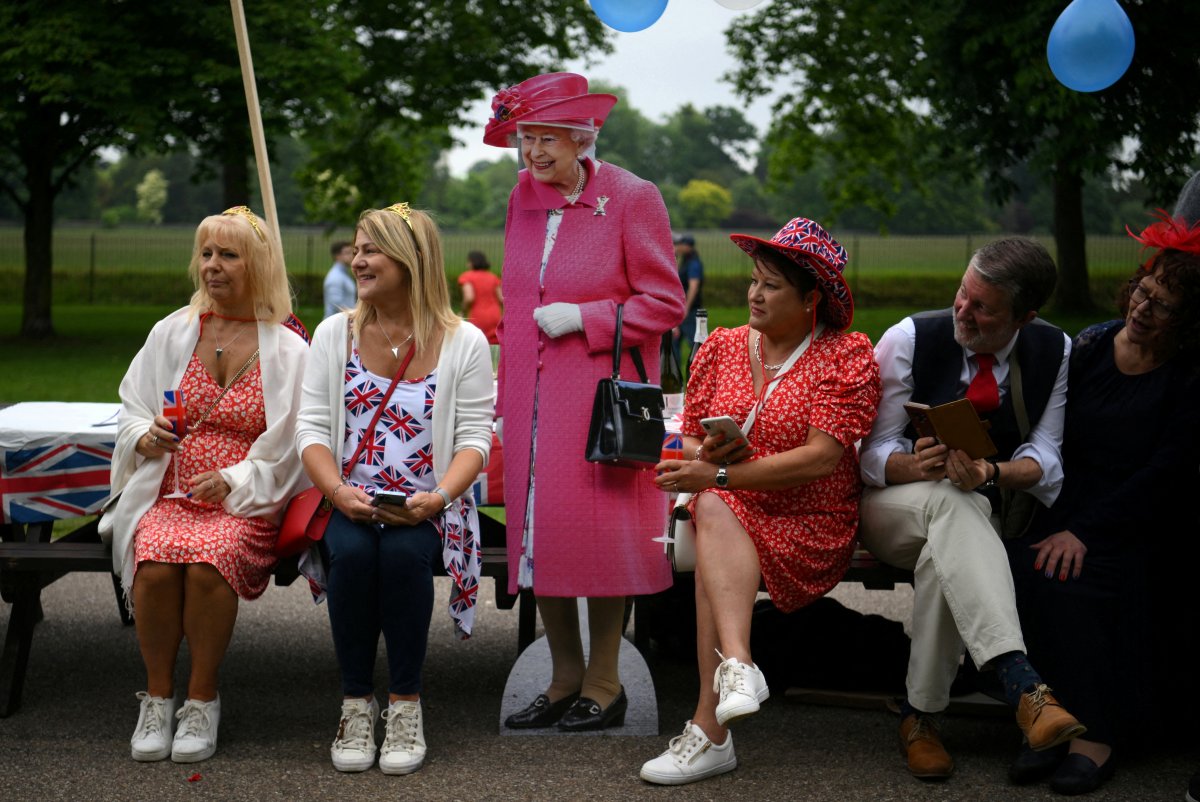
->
[[584, 304, 666, 468]]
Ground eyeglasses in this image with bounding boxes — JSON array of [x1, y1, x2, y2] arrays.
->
[[1128, 279, 1175, 320], [520, 134, 563, 148]]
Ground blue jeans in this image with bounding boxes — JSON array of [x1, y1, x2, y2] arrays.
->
[[320, 510, 441, 697]]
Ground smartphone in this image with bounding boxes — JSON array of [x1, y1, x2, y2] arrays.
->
[[699, 416, 751, 450], [371, 491, 408, 507]]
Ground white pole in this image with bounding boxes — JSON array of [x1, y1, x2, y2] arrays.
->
[[229, 0, 285, 265]]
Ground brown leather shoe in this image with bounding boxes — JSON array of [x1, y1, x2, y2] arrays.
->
[[899, 713, 954, 779], [1016, 684, 1087, 751]]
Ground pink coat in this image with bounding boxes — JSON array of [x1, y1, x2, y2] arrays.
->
[[498, 160, 686, 596]]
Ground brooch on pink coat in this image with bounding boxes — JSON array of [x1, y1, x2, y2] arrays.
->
[[595, 196, 610, 216]]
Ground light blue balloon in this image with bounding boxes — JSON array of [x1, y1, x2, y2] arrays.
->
[[1047, 0, 1135, 93], [589, 0, 669, 33]]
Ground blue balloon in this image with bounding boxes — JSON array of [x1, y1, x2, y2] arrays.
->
[[589, 0, 669, 33], [1047, 0, 1135, 93]]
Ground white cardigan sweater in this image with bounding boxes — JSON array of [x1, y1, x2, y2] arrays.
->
[[100, 307, 310, 595], [295, 313, 493, 485]]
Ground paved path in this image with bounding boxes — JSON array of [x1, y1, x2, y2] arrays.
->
[[1, 573, 1194, 801]]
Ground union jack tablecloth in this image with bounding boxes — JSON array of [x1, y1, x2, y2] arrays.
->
[[0, 402, 119, 524]]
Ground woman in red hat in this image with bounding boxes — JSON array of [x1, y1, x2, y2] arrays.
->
[[483, 72, 685, 731], [639, 218, 880, 785]]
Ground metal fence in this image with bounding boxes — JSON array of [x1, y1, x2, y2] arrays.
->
[[0, 224, 1145, 306]]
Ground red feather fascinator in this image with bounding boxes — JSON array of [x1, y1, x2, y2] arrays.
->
[[1127, 209, 1200, 256]]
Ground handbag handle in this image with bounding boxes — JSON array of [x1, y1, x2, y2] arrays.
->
[[610, 304, 648, 383]]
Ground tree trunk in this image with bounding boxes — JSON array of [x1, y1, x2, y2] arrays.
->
[[221, 123, 251, 209], [21, 134, 56, 338], [1051, 164, 1095, 313]]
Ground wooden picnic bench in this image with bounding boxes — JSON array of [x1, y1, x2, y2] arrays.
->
[[0, 506, 538, 718]]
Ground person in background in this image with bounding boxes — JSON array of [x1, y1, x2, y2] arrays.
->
[[324, 240, 355, 319], [457, 249, 503, 345], [858, 238, 1084, 781], [673, 233, 704, 367], [1005, 212, 1200, 796], [639, 217, 880, 785], [296, 203, 492, 775], [482, 71, 685, 732], [104, 206, 309, 764]]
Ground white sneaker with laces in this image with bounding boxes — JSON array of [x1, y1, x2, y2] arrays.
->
[[379, 700, 426, 775], [331, 697, 379, 772], [171, 696, 221, 763], [131, 692, 176, 762], [713, 652, 769, 726], [640, 720, 737, 785]]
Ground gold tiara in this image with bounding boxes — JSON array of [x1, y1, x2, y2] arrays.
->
[[221, 206, 266, 242], [384, 202, 416, 233]]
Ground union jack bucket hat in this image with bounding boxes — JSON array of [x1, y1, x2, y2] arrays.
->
[[483, 72, 618, 148], [730, 217, 855, 330]]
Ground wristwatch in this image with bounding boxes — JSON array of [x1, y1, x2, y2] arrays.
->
[[981, 460, 1000, 489], [432, 486, 452, 508], [715, 465, 729, 488]]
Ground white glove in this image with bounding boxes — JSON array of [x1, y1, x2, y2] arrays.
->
[[494, 417, 503, 446], [533, 303, 583, 338]]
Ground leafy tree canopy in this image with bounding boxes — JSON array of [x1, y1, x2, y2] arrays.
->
[[726, 0, 1200, 309]]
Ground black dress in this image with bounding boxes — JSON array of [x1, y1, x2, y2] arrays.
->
[[1008, 320, 1200, 749]]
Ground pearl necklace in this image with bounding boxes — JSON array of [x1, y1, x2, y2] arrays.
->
[[378, 320, 414, 359], [550, 162, 587, 215], [755, 333, 786, 372]]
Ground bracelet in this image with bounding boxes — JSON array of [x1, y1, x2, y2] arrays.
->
[[694, 445, 704, 461], [433, 486, 452, 508], [329, 480, 347, 500]]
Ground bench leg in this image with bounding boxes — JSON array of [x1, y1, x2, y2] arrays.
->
[[0, 590, 44, 718], [516, 589, 536, 654]]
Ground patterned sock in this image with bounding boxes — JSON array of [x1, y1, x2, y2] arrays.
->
[[993, 651, 1043, 707]]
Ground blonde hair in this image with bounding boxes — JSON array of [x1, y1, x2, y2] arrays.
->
[[349, 206, 459, 352], [186, 211, 292, 324]]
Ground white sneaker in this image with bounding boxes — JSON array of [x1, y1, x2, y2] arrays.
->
[[713, 652, 770, 726], [379, 700, 426, 775], [640, 721, 737, 785], [331, 697, 379, 772], [171, 696, 220, 763], [131, 692, 176, 762]]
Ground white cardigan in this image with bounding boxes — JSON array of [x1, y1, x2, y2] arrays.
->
[[295, 313, 493, 483], [99, 308, 310, 595]]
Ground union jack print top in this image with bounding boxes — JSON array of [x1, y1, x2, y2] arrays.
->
[[342, 348, 437, 496]]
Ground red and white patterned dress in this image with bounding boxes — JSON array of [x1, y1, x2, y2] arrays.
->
[[682, 325, 881, 612], [133, 353, 277, 599]]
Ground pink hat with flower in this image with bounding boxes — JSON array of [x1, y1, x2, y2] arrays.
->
[[483, 72, 618, 148], [730, 217, 855, 330]]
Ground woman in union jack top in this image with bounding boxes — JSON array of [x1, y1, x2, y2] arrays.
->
[[295, 204, 493, 775]]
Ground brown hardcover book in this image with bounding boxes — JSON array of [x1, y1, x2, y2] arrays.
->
[[903, 398, 998, 460]]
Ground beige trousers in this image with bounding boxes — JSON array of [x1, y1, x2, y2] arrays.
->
[[859, 480, 1026, 713]]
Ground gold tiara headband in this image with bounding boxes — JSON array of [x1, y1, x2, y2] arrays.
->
[[385, 202, 416, 232], [384, 202, 421, 253], [221, 205, 266, 242]]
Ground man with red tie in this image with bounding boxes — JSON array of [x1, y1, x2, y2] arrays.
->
[[858, 238, 1081, 782]]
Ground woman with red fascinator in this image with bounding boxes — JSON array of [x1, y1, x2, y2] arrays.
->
[[1006, 211, 1200, 795]]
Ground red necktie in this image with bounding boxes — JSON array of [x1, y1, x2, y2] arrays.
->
[[966, 353, 1000, 413]]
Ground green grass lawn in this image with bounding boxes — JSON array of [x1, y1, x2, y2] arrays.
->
[[1, 302, 1110, 404]]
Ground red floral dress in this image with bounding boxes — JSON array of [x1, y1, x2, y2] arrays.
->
[[683, 325, 881, 612], [133, 354, 277, 599]]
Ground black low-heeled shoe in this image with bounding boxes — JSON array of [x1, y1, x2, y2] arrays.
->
[[558, 687, 627, 731], [504, 693, 580, 729], [1049, 752, 1115, 796], [1010, 741, 1067, 784]]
